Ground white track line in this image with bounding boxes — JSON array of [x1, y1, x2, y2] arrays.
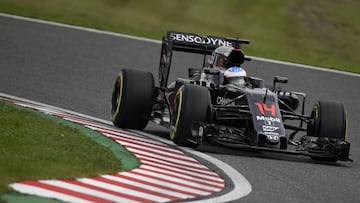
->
[[136, 130, 252, 202], [250, 56, 360, 77], [0, 12, 358, 78]]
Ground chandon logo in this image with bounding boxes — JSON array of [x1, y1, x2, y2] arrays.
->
[[170, 33, 233, 47], [216, 96, 235, 105]]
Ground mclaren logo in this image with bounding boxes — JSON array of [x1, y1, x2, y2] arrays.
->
[[170, 33, 232, 47]]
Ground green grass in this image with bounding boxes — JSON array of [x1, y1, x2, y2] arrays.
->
[[0, 0, 359, 73], [0, 101, 123, 198]]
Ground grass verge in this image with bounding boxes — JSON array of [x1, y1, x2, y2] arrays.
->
[[0, 100, 139, 201], [0, 0, 359, 73]]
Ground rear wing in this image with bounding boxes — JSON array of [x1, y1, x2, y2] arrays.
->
[[158, 31, 250, 87]]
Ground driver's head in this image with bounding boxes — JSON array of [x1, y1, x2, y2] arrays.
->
[[224, 66, 247, 86]]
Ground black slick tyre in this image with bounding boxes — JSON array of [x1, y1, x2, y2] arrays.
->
[[170, 84, 210, 147], [307, 101, 348, 161], [307, 101, 347, 139], [111, 69, 154, 130]]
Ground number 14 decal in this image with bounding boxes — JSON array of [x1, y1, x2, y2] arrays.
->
[[255, 102, 276, 116]]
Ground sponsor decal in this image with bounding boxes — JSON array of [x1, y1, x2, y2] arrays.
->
[[264, 131, 280, 136], [265, 133, 279, 141], [264, 120, 273, 126], [256, 115, 281, 123], [216, 96, 235, 105], [262, 125, 279, 132], [255, 102, 276, 116], [170, 33, 233, 47]]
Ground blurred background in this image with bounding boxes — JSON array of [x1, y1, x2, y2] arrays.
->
[[1, 0, 359, 73]]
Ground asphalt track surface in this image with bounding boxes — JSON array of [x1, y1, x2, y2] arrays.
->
[[1, 14, 359, 202]]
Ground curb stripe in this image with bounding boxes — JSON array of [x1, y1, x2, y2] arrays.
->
[[9, 183, 94, 203], [128, 170, 215, 194], [141, 160, 224, 184], [64, 179, 160, 203], [116, 172, 211, 196], [120, 145, 202, 164], [98, 175, 193, 199], [140, 165, 224, 187], [103, 131, 167, 147], [41, 180, 140, 203], [131, 153, 206, 170], [1, 94, 228, 202], [110, 173, 199, 197], [108, 135, 184, 154], [20, 181, 119, 203], [131, 169, 222, 192], [77, 177, 174, 201], [129, 149, 207, 169], [136, 156, 216, 176]]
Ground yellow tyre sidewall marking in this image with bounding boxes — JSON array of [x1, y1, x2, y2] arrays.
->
[[170, 89, 183, 140], [314, 104, 319, 119], [314, 103, 348, 140], [112, 72, 123, 121]]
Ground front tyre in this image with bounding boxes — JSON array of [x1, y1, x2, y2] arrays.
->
[[111, 69, 154, 130], [170, 84, 210, 147], [307, 101, 347, 139], [307, 101, 348, 162]]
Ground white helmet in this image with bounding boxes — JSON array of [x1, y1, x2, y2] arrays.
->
[[224, 66, 247, 86]]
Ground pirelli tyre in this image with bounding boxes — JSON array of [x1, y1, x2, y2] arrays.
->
[[170, 84, 210, 147], [308, 101, 347, 139], [307, 100, 348, 161], [111, 69, 154, 130]]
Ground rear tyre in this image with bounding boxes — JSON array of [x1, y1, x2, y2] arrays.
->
[[111, 69, 154, 130], [307, 101, 348, 161], [170, 84, 210, 148]]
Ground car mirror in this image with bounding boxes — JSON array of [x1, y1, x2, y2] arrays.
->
[[188, 68, 202, 78], [274, 76, 288, 84], [273, 76, 288, 91]]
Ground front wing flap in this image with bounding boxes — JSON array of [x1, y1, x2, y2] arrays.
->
[[193, 123, 352, 162]]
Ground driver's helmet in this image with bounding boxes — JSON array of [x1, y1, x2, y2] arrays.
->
[[210, 46, 245, 70], [224, 66, 247, 86], [206, 46, 246, 85]]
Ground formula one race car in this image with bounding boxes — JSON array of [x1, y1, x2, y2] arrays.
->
[[111, 31, 352, 162]]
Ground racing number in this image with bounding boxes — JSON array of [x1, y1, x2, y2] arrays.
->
[[255, 102, 276, 116]]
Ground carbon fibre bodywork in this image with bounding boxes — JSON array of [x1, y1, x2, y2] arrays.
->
[[150, 31, 351, 162]]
